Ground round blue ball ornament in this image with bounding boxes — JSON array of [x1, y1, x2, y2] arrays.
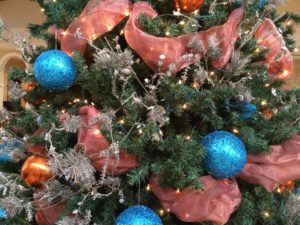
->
[[33, 50, 77, 92], [0, 208, 6, 219], [115, 205, 163, 225], [201, 131, 247, 179], [239, 102, 257, 120]]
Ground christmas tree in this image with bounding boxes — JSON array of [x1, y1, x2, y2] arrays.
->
[[1, 0, 300, 224]]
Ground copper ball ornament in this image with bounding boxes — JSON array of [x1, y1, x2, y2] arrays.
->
[[21, 155, 52, 187], [174, 0, 204, 13]]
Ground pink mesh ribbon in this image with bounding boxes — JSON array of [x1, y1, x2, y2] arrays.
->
[[239, 135, 300, 192], [125, 2, 244, 73], [150, 175, 242, 225], [255, 19, 294, 80], [78, 106, 138, 175], [60, 0, 132, 55], [34, 195, 64, 225]]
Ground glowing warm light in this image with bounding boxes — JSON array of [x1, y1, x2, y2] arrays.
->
[[179, 20, 185, 26], [210, 71, 215, 76], [146, 184, 151, 191], [261, 100, 268, 106], [62, 31, 67, 36], [93, 129, 101, 135], [276, 187, 281, 193], [165, 31, 170, 36], [120, 29, 124, 35], [176, 189, 180, 193], [255, 48, 261, 53], [124, 10, 130, 16], [92, 34, 97, 40], [41, 8, 45, 12], [263, 211, 270, 218], [91, 102, 95, 106], [182, 104, 188, 110], [185, 213, 190, 218], [264, 83, 270, 87], [119, 119, 125, 125], [138, 129, 143, 135], [159, 209, 164, 216], [294, 48, 299, 53], [73, 98, 80, 103], [159, 130, 163, 136], [186, 135, 191, 140], [61, 109, 66, 113], [282, 70, 289, 78], [84, 100, 88, 104], [166, 208, 170, 212], [193, 10, 199, 15], [232, 128, 240, 134], [287, 20, 292, 26], [53, 0, 57, 2], [177, 80, 183, 85]]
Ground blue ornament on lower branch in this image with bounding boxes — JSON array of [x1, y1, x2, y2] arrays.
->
[[201, 131, 247, 179], [0, 139, 22, 162], [115, 205, 163, 225], [0, 208, 6, 219], [33, 50, 77, 92]]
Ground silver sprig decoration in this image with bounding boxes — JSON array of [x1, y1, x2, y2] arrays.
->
[[286, 193, 300, 225], [147, 105, 169, 127], [8, 81, 26, 101], [207, 35, 222, 59], [56, 210, 93, 225], [62, 115, 81, 133], [48, 148, 96, 190], [13, 33, 38, 62], [0, 108, 10, 123]]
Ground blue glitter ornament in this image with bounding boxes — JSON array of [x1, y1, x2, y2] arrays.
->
[[115, 205, 163, 225], [0, 139, 22, 162], [201, 131, 247, 179], [228, 101, 257, 120], [33, 50, 77, 92], [258, 0, 267, 9], [238, 102, 257, 120], [0, 208, 6, 219]]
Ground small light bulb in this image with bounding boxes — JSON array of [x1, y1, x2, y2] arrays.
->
[[255, 48, 261, 53], [232, 128, 240, 134], [282, 70, 289, 77], [176, 189, 180, 193], [61, 109, 66, 113], [264, 83, 270, 87], [165, 31, 170, 36], [93, 129, 100, 135], [179, 20, 185, 25], [146, 184, 151, 191], [193, 10, 199, 15], [41, 8, 45, 12], [294, 48, 299, 53], [210, 71, 215, 76], [186, 135, 191, 140], [120, 29, 124, 35], [124, 11, 130, 16], [177, 80, 183, 85], [182, 104, 188, 110], [261, 100, 268, 106], [119, 119, 125, 125], [263, 211, 270, 218], [159, 209, 164, 216], [138, 129, 143, 135], [287, 20, 292, 26]]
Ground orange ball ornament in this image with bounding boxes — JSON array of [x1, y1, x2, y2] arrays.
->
[[22, 81, 38, 92], [21, 155, 52, 187], [174, 0, 204, 13], [262, 109, 274, 120]]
